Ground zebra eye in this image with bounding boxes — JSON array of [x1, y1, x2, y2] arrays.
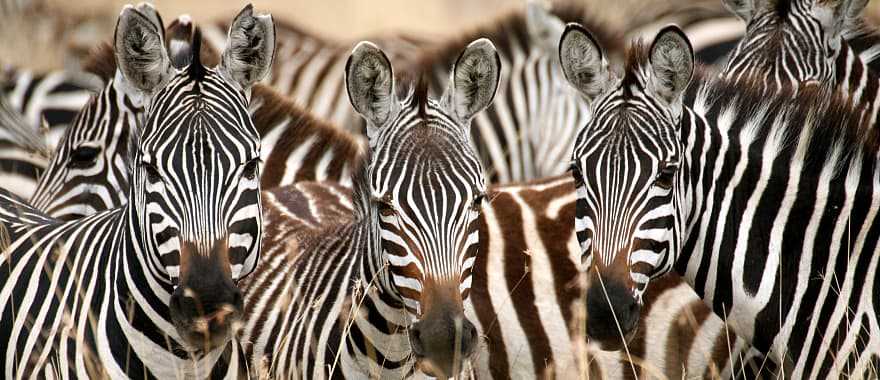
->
[[375, 198, 395, 217], [471, 193, 485, 211], [242, 158, 260, 180], [570, 164, 584, 187], [68, 145, 100, 169], [655, 164, 677, 190], [142, 162, 162, 183]]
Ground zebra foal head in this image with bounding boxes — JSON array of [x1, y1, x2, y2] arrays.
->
[[722, 0, 869, 90], [346, 39, 499, 377], [114, 4, 274, 352], [559, 24, 694, 349]]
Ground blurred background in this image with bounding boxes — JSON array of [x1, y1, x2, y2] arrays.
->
[[3, 0, 880, 71]]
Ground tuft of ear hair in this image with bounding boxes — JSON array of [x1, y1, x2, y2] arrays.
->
[[647, 25, 694, 109], [558, 22, 613, 101], [114, 4, 173, 93], [219, 4, 276, 90], [446, 38, 501, 123], [345, 41, 396, 128]]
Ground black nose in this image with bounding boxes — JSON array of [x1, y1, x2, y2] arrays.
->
[[409, 313, 478, 376], [170, 284, 243, 320], [586, 279, 640, 342]]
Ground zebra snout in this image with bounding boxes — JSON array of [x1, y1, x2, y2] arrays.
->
[[409, 312, 478, 378], [585, 278, 641, 351], [169, 275, 244, 351]]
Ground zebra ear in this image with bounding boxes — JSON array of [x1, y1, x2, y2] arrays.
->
[[814, 0, 869, 48], [526, 1, 565, 53], [114, 4, 174, 93], [219, 4, 276, 90], [722, 0, 762, 21], [346, 41, 397, 128], [647, 25, 694, 110], [558, 23, 613, 101], [445, 38, 501, 123]]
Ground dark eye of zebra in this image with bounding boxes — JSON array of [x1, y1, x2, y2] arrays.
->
[[655, 163, 677, 190], [141, 161, 162, 183], [377, 199, 395, 217], [242, 158, 260, 180], [570, 164, 584, 187], [68, 145, 100, 169], [471, 194, 485, 212]]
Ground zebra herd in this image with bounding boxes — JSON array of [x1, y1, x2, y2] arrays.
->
[[0, 0, 879, 378]]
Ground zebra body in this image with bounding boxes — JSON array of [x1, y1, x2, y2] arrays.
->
[[562, 24, 880, 377], [0, 4, 275, 377]]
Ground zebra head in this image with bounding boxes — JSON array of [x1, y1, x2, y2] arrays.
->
[[722, 0, 868, 90], [27, 2, 166, 220], [560, 24, 694, 349], [114, 4, 274, 352], [346, 39, 499, 377]]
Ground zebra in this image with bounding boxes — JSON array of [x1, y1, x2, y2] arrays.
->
[[560, 22, 880, 377], [410, 2, 618, 183], [722, 0, 875, 92], [0, 4, 274, 377], [239, 39, 500, 378]]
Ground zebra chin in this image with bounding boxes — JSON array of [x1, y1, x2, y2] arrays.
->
[[168, 239, 245, 353], [407, 278, 479, 378], [584, 272, 642, 352]]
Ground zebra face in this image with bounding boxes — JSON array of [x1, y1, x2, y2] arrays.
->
[[347, 39, 500, 377], [115, 5, 274, 352], [722, 0, 868, 90], [560, 24, 694, 348], [28, 84, 137, 220]]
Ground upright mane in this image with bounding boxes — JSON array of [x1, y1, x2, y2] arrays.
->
[[82, 30, 221, 82]]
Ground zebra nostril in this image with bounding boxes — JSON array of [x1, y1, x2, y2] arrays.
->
[[409, 326, 425, 356]]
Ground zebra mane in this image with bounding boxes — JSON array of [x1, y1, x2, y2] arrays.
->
[[620, 39, 651, 98], [187, 28, 206, 80], [82, 30, 221, 82], [410, 2, 620, 71], [691, 67, 880, 175]]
